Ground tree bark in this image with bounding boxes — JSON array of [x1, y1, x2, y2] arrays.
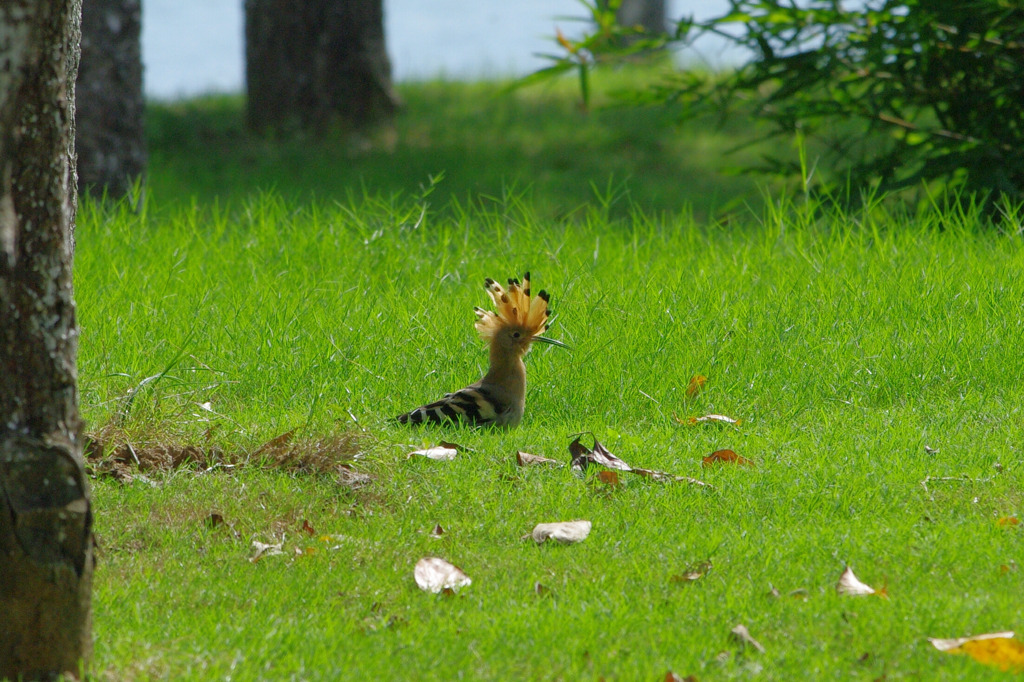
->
[[76, 0, 146, 198], [245, 0, 400, 132], [615, 0, 666, 36], [0, 1, 95, 680]]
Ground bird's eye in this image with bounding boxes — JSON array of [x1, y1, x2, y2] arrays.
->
[[512, 331, 521, 338]]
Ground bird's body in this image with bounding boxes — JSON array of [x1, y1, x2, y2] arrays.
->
[[396, 272, 566, 428]]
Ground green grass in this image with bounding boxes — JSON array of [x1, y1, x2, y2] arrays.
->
[[143, 76, 776, 221], [78, 184, 1024, 679]]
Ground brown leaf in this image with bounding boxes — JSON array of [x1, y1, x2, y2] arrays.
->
[[568, 435, 631, 471], [568, 434, 714, 489], [686, 374, 707, 398], [665, 673, 698, 682], [671, 560, 712, 584], [533, 582, 551, 597], [997, 516, 1020, 527], [414, 557, 471, 593], [730, 624, 766, 653], [631, 467, 716, 489], [569, 435, 592, 470], [301, 519, 316, 536], [205, 512, 225, 529], [253, 429, 296, 456], [516, 450, 561, 467], [429, 524, 445, 538], [531, 520, 592, 544], [598, 470, 620, 486], [589, 438, 632, 471], [702, 449, 754, 468], [928, 631, 1024, 672]]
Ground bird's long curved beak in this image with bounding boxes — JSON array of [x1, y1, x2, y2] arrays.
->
[[534, 335, 570, 349]]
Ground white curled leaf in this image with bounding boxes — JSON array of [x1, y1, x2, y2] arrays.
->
[[250, 540, 284, 563], [531, 520, 592, 545], [836, 566, 876, 596], [414, 556, 472, 593], [410, 446, 458, 461]]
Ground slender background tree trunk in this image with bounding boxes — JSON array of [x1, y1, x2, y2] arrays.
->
[[616, 0, 666, 36], [0, 1, 95, 679], [245, 0, 400, 132], [76, 0, 146, 198]]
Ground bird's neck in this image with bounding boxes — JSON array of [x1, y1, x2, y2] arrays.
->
[[483, 343, 526, 394]]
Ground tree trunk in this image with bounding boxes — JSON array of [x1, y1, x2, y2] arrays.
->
[[615, 0, 666, 36], [245, 0, 400, 132], [0, 2, 95, 680], [76, 0, 146, 198]]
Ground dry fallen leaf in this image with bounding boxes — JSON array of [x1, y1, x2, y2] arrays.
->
[[588, 439, 632, 471], [531, 520, 592, 545], [301, 519, 316, 536], [686, 375, 707, 398], [836, 566, 880, 597], [414, 557, 471, 593], [533, 582, 551, 597], [671, 560, 712, 584], [676, 413, 741, 426], [429, 524, 445, 538], [253, 429, 296, 457], [664, 672, 698, 682], [516, 450, 562, 467], [928, 631, 1024, 672], [702, 449, 754, 468], [568, 434, 714, 489], [250, 540, 284, 563], [598, 470, 620, 486], [730, 624, 766, 653], [205, 512, 225, 529], [409, 444, 458, 461], [337, 464, 372, 489], [997, 516, 1020, 527]]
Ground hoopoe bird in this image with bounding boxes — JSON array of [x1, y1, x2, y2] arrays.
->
[[396, 272, 568, 427]]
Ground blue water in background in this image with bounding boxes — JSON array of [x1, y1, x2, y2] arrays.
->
[[142, 0, 739, 99]]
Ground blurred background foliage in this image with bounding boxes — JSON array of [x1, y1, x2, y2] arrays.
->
[[537, 0, 1024, 209]]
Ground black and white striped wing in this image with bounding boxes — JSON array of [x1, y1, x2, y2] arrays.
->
[[396, 385, 503, 426]]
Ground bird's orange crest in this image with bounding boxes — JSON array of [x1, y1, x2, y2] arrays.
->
[[473, 272, 552, 343]]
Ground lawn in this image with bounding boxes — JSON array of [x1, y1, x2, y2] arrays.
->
[[78, 79, 1024, 680]]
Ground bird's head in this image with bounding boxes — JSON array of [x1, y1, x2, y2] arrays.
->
[[474, 272, 568, 358]]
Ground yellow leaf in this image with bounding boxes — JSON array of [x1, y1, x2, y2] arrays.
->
[[702, 449, 754, 468], [960, 637, 1024, 672], [929, 632, 1024, 672], [555, 28, 576, 53], [686, 374, 707, 397]]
